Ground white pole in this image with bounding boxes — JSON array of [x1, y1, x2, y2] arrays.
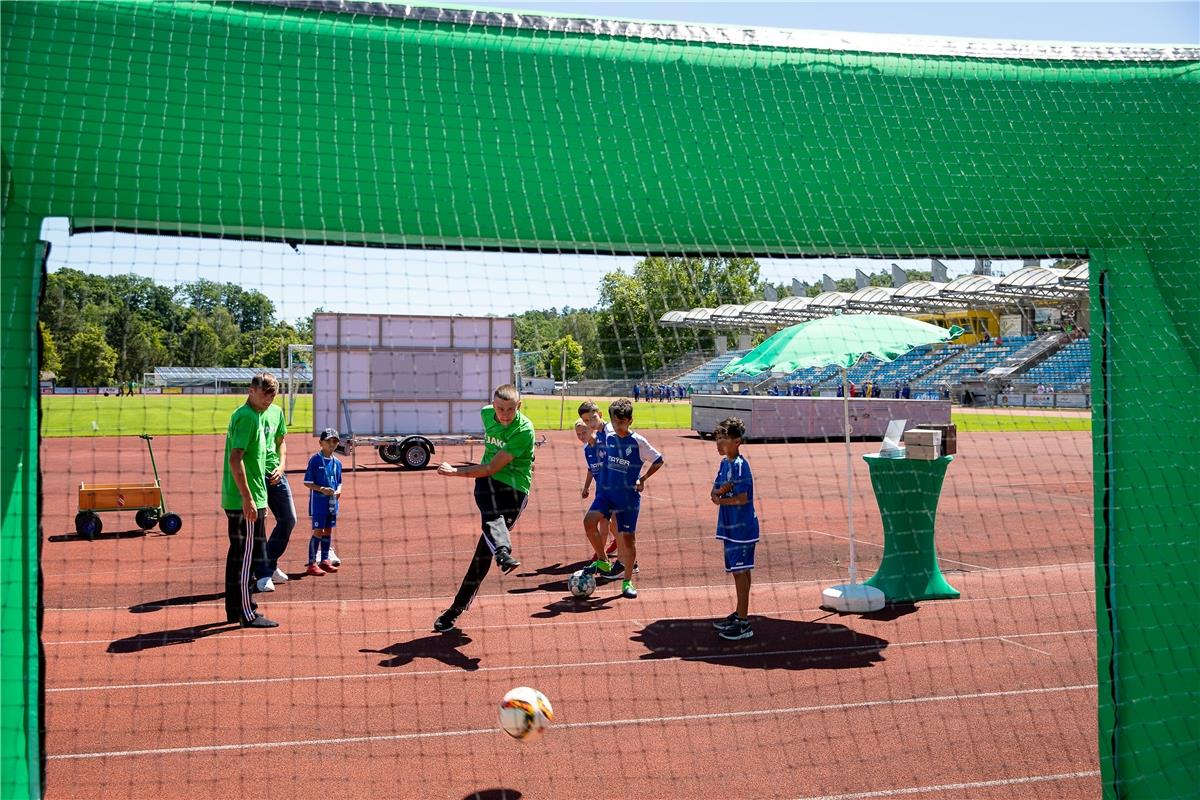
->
[[843, 365, 858, 585], [558, 348, 568, 430]]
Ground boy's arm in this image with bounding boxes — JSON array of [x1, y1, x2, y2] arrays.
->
[[229, 449, 257, 521], [636, 458, 664, 491], [582, 470, 593, 497], [712, 491, 749, 506], [438, 449, 514, 478]]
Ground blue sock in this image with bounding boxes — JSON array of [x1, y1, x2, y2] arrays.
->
[[308, 536, 320, 564], [321, 538, 331, 561]]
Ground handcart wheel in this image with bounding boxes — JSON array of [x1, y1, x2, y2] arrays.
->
[[158, 513, 183, 535], [135, 509, 160, 530], [75, 512, 102, 541]]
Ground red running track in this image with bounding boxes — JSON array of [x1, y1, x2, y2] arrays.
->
[[40, 426, 1096, 799]]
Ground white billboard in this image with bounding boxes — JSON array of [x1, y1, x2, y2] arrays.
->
[[313, 313, 513, 438]]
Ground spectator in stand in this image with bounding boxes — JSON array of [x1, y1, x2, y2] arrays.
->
[[901, 383, 912, 400]]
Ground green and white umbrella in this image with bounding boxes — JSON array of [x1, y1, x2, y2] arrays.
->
[[721, 314, 963, 612]]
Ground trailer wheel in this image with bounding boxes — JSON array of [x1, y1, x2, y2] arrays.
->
[[378, 444, 405, 465], [75, 512, 102, 540], [158, 513, 183, 535], [401, 441, 432, 470], [135, 509, 160, 530]]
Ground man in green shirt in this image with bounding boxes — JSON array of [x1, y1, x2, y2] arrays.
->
[[252, 398, 297, 593], [222, 372, 280, 628], [434, 384, 536, 632]]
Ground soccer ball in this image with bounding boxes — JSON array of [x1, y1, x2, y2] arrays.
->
[[567, 569, 596, 598], [498, 686, 554, 740]]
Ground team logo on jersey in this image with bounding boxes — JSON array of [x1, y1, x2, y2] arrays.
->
[[625, 445, 633, 456]]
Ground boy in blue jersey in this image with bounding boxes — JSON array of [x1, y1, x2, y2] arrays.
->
[[576, 402, 617, 560], [303, 428, 343, 577], [711, 417, 759, 640], [584, 398, 663, 598]]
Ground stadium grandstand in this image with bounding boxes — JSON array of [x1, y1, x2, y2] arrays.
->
[[145, 366, 313, 393], [658, 263, 1090, 404]]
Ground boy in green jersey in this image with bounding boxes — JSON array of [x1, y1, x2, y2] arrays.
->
[[434, 384, 535, 632]]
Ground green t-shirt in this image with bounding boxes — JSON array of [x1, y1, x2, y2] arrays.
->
[[481, 405, 535, 494], [222, 403, 268, 510], [260, 403, 287, 473]]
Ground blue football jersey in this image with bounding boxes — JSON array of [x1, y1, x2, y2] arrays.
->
[[597, 428, 663, 498], [714, 455, 759, 542]]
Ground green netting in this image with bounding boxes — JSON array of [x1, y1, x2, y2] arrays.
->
[[2, 2, 1197, 798]]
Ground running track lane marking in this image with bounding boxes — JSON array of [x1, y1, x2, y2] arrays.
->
[[46, 683, 1096, 760], [789, 770, 1100, 800], [46, 628, 1095, 694], [43, 560, 1094, 613]]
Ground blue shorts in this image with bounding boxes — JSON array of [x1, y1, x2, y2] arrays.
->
[[311, 506, 338, 530], [589, 491, 640, 533], [722, 540, 756, 572]]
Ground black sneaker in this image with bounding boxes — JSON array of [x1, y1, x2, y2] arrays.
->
[[494, 547, 521, 574], [433, 606, 464, 633], [241, 616, 279, 629], [712, 612, 740, 630], [601, 560, 625, 580], [717, 617, 753, 641]]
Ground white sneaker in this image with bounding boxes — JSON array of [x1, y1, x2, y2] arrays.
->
[[256, 576, 276, 593], [271, 568, 289, 583], [327, 548, 340, 567]]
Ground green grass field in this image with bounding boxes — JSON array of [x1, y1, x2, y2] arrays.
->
[[41, 394, 1090, 438]]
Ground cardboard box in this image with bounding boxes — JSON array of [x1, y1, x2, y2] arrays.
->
[[903, 429, 941, 448], [915, 423, 957, 455], [905, 443, 941, 460]]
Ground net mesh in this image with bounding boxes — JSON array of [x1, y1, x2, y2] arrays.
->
[[4, 2, 1199, 799]]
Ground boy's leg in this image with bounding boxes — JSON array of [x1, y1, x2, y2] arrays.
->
[[584, 510, 608, 561], [617, 532, 636, 580], [473, 477, 527, 570], [733, 570, 752, 618], [263, 474, 297, 576], [319, 530, 337, 571], [449, 533, 496, 611]]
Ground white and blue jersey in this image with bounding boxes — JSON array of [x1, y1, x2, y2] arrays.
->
[[714, 455, 759, 543], [596, 427, 663, 506], [583, 439, 605, 478], [305, 452, 343, 528]]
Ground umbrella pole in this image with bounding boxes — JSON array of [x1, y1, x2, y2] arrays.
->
[[843, 366, 857, 584]]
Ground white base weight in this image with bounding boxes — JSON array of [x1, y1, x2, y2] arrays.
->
[[821, 583, 886, 613]]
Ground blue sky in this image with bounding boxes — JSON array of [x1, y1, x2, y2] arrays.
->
[[46, 2, 1196, 324]]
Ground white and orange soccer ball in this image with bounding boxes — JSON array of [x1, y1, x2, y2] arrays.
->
[[498, 687, 553, 740]]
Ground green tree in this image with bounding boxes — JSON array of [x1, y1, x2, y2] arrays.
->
[[543, 334, 585, 381], [173, 316, 222, 367], [59, 324, 118, 386], [110, 314, 170, 382], [227, 323, 305, 368], [208, 306, 242, 357], [40, 322, 62, 375]]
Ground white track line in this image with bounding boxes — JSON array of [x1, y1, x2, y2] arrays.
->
[[999, 636, 1054, 656], [46, 683, 1096, 761], [43, 590, 1094, 647], [46, 628, 1095, 694], [790, 770, 1100, 800], [44, 560, 1092, 614]]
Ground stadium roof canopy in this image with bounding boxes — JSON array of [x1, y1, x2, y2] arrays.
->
[[152, 366, 313, 386], [658, 265, 1089, 330]]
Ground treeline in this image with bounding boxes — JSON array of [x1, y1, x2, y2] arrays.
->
[[42, 259, 916, 387], [40, 269, 308, 386]]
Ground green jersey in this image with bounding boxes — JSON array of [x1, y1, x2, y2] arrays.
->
[[260, 403, 287, 474], [222, 403, 268, 510], [481, 406, 535, 494]]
